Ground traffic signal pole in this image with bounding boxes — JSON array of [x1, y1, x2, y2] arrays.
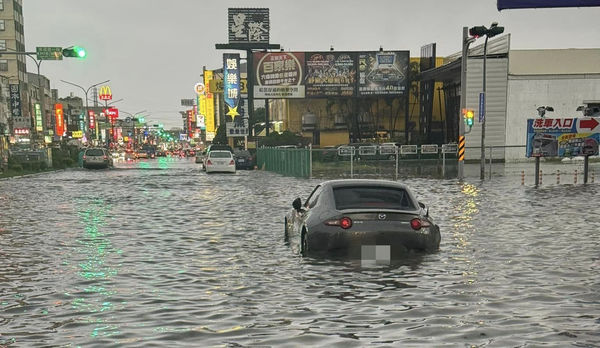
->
[[459, 28, 470, 181], [480, 35, 489, 180]]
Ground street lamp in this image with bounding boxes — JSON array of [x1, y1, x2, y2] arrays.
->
[[469, 22, 504, 180], [60, 79, 110, 144]]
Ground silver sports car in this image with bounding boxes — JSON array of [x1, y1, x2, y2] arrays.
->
[[285, 179, 441, 257]]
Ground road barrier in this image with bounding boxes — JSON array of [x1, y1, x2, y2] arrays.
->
[[257, 147, 311, 178]]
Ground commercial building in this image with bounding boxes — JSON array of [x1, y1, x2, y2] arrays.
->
[[422, 34, 600, 162], [0, 0, 29, 138]]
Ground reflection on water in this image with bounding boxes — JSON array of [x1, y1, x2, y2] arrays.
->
[[0, 160, 599, 346]]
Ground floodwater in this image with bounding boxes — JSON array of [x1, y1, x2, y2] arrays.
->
[[1, 157, 599, 347]]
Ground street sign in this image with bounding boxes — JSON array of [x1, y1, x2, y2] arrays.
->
[[400, 145, 418, 155], [479, 92, 485, 123], [36, 47, 63, 60], [442, 143, 458, 154], [526, 117, 600, 157], [379, 145, 397, 155], [421, 144, 439, 154], [359, 145, 377, 156], [337, 146, 355, 156]]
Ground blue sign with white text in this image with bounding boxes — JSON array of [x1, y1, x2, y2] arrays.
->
[[498, 0, 600, 10], [479, 92, 485, 123], [223, 53, 241, 113]]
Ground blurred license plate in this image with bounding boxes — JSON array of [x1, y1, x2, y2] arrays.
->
[[238, 159, 245, 162]]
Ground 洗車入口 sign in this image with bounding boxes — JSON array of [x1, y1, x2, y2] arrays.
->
[[526, 118, 600, 157]]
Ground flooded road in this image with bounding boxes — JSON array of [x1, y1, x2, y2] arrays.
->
[[1, 157, 599, 347]]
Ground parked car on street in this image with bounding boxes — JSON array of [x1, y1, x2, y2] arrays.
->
[[233, 149, 255, 170], [83, 148, 113, 169], [285, 179, 440, 257], [204, 150, 236, 174]]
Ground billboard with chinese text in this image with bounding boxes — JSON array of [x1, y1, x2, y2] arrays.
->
[[305, 52, 357, 97], [357, 51, 409, 96], [253, 52, 305, 98], [526, 118, 600, 158], [228, 8, 269, 44]]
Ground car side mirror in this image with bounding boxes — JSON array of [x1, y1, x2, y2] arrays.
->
[[292, 198, 302, 211], [418, 202, 429, 217]]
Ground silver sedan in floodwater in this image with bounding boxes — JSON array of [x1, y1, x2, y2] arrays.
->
[[285, 179, 441, 257]]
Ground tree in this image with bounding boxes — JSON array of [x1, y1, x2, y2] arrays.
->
[[249, 107, 266, 135], [213, 124, 227, 144]]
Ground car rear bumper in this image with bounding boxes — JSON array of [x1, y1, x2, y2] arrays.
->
[[307, 227, 440, 255], [206, 165, 236, 173]]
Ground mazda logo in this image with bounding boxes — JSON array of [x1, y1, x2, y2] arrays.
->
[[378, 213, 386, 220]]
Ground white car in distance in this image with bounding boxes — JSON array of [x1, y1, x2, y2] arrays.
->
[[204, 150, 236, 174]]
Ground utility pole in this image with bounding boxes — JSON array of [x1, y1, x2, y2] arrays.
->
[[459, 27, 475, 181]]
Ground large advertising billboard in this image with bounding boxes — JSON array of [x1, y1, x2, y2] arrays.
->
[[357, 51, 409, 96], [526, 118, 600, 158], [253, 52, 305, 98], [228, 8, 269, 44], [305, 52, 357, 97]]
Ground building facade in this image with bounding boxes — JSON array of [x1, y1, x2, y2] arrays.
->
[[0, 0, 29, 138]]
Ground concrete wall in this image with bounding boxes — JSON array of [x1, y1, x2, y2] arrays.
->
[[505, 75, 600, 161]]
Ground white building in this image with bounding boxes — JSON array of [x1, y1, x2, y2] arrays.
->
[[423, 35, 600, 162]]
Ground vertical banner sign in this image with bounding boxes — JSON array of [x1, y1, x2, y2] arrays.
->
[[105, 108, 119, 124], [204, 70, 214, 133], [228, 8, 269, 43], [253, 52, 305, 98], [187, 110, 194, 138], [54, 103, 64, 136], [479, 92, 485, 123], [9, 84, 28, 130], [223, 53, 241, 120], [9, 84, 21, 117], [34, 103, 43, 132], [88, 110, 96, 129]]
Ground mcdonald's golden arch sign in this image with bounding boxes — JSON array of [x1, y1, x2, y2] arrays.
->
[[99, 85, 112, 101]]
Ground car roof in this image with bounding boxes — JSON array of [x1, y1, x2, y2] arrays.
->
[[318, 179, 410, 190]]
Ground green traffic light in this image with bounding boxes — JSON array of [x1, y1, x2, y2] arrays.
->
[[63, 46, 87, 59], [75, 46, 86, 58]]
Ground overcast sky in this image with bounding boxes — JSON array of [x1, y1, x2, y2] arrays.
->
[[24, 0, 600, 129]]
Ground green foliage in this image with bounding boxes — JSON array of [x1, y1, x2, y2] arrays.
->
[[249, 107, 266, 135], [260, 130, 308, 147]]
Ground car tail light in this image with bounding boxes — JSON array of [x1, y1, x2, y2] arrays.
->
[[229, 160, 235, 165], [410, 218, 431, 230], [206, 160, 212, 165], [103, 155, 108, 160], [82, 155, 87, 160], [325, 217, 353, 229]]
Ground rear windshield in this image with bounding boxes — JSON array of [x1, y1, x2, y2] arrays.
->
[[85, 149, 104, 156], [209, 151, 232, 158], [333, 186, 415, 210]]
